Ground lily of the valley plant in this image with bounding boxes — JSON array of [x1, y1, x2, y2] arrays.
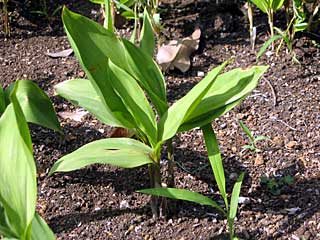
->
[[0, 81, 55, 240], [49, 7, 268, 218]]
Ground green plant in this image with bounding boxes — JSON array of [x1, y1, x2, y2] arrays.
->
[[251, 0, 285, 43], [260, 175, 294, 195], [48, 7, 268, 216], [138, 125, 244, 240], [0, 81, 55, 239], [0, 80, 62, 133], [239, 120, 270, 153], [31, 0, 62, 27]]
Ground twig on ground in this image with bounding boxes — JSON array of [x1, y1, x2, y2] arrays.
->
[[270, 116, 299, 131], [263, 77, 277, 106]]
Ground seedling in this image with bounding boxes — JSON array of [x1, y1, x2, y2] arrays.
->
[[239, 120, 270, 153], [250, 0, 285, 47], [31, 0, 62, 27], [261, 175, 294, 195], [139, 125, 244, 240], [49, 7, 268, 217], [0, 82, 55, 239], [1, 0, 10, 35]]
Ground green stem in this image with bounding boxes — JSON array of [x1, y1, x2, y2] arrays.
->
[[167, 138, 175, 188]]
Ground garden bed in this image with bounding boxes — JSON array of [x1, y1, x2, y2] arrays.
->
[[1, 0, 319, 239]]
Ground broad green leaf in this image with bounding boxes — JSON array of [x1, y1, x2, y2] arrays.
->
[[54, 79, 125, 128], [250, 0, 268, 13], [140, 9, 155, 57], [49, 138, 154, 175], [122, 39, 168, 116], [202, 124, 227, 204], [158, 62, 228, 142], [229, 173, 244, 220], [272, 0, 285, 11], [257, 35, 283, 61], [179, 66, 268, 132], [138, 188, 225, 214], [62, 7, 167, 118], [0, 89, 36, 237], [31, 214, 55, 240], [239, 120, 254, 143], [8, 80, 62, 133], [108, 61, 157, 145]]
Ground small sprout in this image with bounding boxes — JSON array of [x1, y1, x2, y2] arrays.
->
[[260, 175, 294, 195], [239, 120, 270, 153]]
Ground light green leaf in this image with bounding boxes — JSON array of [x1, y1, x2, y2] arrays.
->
[[108, 61, 157, 145], [54, 79, 125, 127], [250, 0, 268, 13], [180, 66, 268, 131], [257, 35, 283, 61], [31, 214, 55, 240], [62, 7, 167, 118], [49, 138, 154, 175], [202, 124, 227, 204], [11, 80, 62, 133], [272, 0, 285, 11], [104, 0, 114, 31], [239, 120, 254, 143], [229, 173, 244, 220], [158, 62, 228, 142], [0, 85, 37, 238], [140, 9, 155, 57], [138, 188, 225, 214]]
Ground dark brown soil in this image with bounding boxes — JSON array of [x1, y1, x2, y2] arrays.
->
[[1, 0, 320, 239]]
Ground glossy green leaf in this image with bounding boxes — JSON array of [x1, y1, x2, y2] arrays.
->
[[158, 62, 228, 142], [108, 61, 157, 145], [272, 0, 285, 11], [0, 86, 36, 238], [49, 138, 154, 175], [229, 173, 244, 220], [55, 79, 125, 127], [140, 9, 155, 57], [179, 66, 268, 132], [202, 124, 227, 203], [138, 188, 225, 214], [250, 0, 268, 13], [122, 39, 168, 116], [30, 214, 55, 240], [62, 7, 167, 118], [6, 80, 62, 133]]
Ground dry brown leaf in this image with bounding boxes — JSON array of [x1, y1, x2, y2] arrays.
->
[[156, 28, 201, 72], [58, 109, 88, 122]]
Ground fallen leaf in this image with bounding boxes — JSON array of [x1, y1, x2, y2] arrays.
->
[[46, 48, 73, 58], [58, 109, 88, 122], [156, 28, 201, 72]]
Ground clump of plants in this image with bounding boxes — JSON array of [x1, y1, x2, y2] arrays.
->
[[47, 6, 268, 238], [261, 175, 294, 195], [0, 81, 56, 239]]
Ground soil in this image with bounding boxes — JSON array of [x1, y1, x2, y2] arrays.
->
[[1, 0, 320, 239]]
